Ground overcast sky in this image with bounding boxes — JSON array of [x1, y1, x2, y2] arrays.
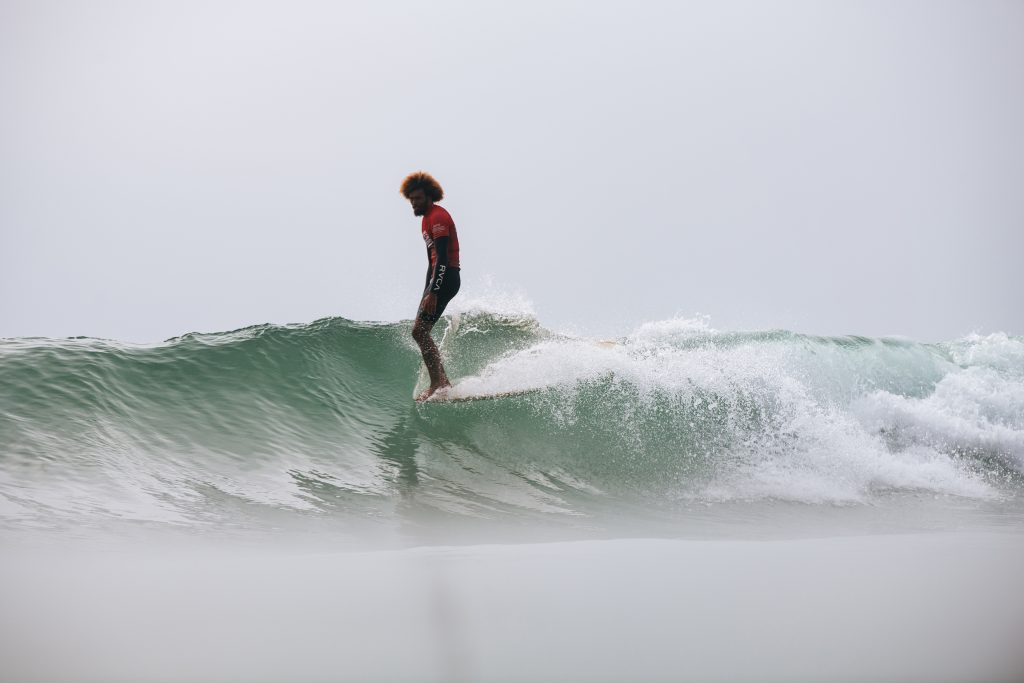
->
[[2, 0, 1022, 342]]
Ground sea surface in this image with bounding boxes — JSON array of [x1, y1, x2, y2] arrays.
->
[[2, 310, 1023, 682], [2, 310, 1022, 541]]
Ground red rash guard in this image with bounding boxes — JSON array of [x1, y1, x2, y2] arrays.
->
[[421, 204, 460, 269]]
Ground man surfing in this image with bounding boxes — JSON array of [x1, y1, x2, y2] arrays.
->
[[400, 171, 461, 401]]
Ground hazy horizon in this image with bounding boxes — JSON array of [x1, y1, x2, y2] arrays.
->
[[2, 0, 1022, 343]]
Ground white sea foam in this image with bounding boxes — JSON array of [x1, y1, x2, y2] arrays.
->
[[445, 282, 538, 322], [442, 318, 1012, 504], [627, 314, 716, 344], [854, 367, 1024, 471]]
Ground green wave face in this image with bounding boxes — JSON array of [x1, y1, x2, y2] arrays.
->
[[2, 314, 1023, 537]]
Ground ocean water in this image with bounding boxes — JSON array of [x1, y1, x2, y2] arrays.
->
[[3, 309, 1024, 682], [2, 310, 1022, 540]]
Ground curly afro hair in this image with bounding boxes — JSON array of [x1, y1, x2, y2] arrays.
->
[[399, 171, 444, 202]]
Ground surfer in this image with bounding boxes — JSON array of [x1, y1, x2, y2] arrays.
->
[[401, 171, 461, 401]]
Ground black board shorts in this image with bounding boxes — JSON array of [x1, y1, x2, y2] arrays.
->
[[418, 267, 460, 324]]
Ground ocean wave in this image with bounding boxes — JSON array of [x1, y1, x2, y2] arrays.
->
[[1, 312, 1022, 532]]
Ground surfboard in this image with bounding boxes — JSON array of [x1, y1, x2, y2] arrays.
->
[[424, 385, 541, 403]]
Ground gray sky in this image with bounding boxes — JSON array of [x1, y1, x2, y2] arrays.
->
[[2, 0, 1022, 342]]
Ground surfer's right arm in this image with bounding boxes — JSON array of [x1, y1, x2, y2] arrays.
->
[[421, 237, 451, 316], [423, 236, 450, 291]]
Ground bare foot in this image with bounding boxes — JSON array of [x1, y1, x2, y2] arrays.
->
[[415, 382, 451, 402]]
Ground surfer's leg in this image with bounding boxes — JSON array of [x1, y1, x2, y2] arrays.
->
[[412, 269, 459, 400], [412, 316, 450, 396]]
